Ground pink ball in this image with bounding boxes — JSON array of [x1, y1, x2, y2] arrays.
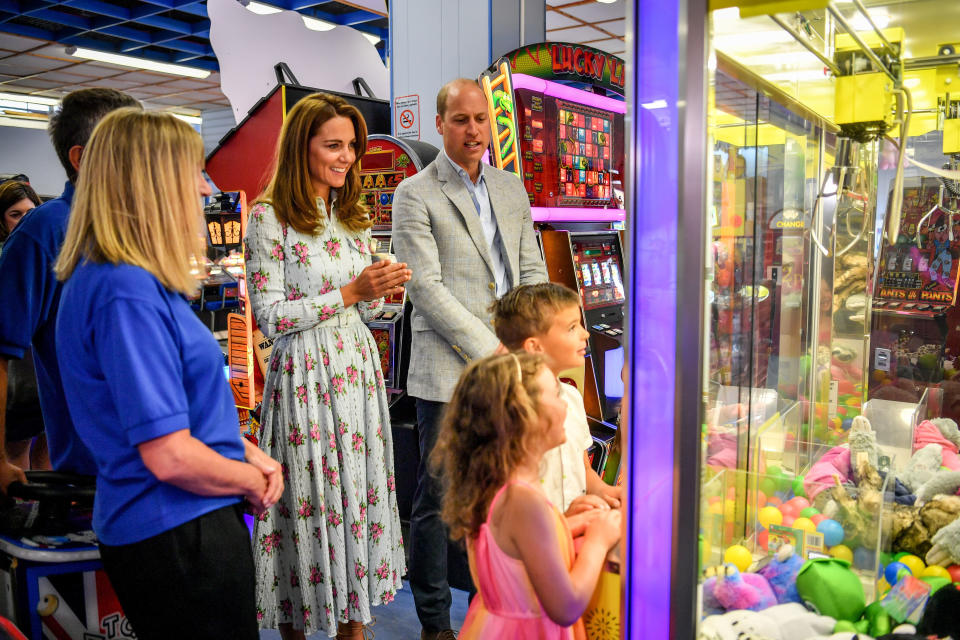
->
[[757, 529, 769, 551], [810, 514, 828, 525], [766, 496, 783, 507], [779, 503, 800, 518], [782, 515, 796, 527], [786, 497, 811, 511]]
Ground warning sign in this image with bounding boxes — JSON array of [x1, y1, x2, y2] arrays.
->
[[394, 94, 419, 140]]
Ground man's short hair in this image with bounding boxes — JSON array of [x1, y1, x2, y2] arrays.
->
[[489, 283, 581, 350], [48, 88, 140, 183], [436, 78, 481, 119]]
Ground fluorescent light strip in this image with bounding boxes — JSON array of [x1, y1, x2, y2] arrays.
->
[[303, 15, 336, 31], [66, 46, 211, 79], [511, 73, 626, 113], [244, 1, 281, 14], [171, 113, 203, 125], [0, 92, 59, 106], [0, 116, 48, 129]]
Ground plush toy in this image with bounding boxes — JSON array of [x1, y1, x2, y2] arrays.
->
[[898, 444, 943, 493], [705, 564, 778, 612], [756, 545, 803, 604], [830, 459, 883, 549], [916, 584, 960, 640], [884, 494, 960, 559], [755, 603, 836, 640], [699, 609, 781, 640], [930, 417, 960, 449], [848, 416, 879, 479], [926, 516, 960, 566]]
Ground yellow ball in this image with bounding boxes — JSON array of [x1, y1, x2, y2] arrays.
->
[[792, 517, 817, 535], [920, 565, 951, 580], [899, 554, 925, 576], [723, 499, 736, 522], [724, 545, 753, 572], [829, 544, 854, 563], [708, 502, 723, 516], [758, 506, 783, 529], [876, 577, 891, 596]]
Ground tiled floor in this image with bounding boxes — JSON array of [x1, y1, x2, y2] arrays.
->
[[259, 581, 469, 640]]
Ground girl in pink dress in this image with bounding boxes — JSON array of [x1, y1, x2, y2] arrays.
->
[[432, 353, 621, 638]]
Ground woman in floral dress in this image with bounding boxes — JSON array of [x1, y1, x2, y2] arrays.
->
[[245, 93, 411, 640]]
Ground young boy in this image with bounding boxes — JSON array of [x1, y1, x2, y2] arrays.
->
[[491, 283, 622, 513]]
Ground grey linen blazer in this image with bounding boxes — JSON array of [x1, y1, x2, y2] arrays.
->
[[392, 155, 547, 402]]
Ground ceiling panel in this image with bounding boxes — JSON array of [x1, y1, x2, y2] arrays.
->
[[546, 12, 579, 30], [549, 26, 608, 43], [0, 33, 43, 52], [546, 0, 626, 56]]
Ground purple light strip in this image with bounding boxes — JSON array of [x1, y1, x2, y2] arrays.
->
[[511, 73, 627, 114], [530, 206, 626, 223], [624, 0, 683, 637]]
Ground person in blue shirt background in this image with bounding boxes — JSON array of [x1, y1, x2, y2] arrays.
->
[[0, 88, 139, 491], [54, 107, 283, 639]]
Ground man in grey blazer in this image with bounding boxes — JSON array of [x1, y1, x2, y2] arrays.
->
[[393, 78, 547, 640]]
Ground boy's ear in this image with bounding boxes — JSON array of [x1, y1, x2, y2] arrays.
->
[[522, 336, 542, 354]]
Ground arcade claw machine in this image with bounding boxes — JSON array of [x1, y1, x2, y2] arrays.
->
[[479, 44, 627, 475]]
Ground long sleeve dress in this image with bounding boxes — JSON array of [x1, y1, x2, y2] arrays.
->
[[245, 199, 405, 637]]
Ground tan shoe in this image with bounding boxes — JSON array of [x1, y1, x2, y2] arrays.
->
[[420, 630, 457, 640]]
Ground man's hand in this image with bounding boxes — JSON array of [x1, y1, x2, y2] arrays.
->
[[244, 440, 283, 510], [0, 460, 26, 494]]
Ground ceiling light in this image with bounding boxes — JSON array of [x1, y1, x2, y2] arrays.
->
[[303, 15, 336, 31], [0, 116, 48, 129], [0, 92, 59, 106], [641, 99, 668, 109], [65, 46, 211, 79], [171, 113, 203, 125], [596, 0, 617, 4], [360, 32, 381, 45], [244, 1, 281, 14]]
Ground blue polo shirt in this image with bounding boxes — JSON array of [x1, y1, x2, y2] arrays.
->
[[0, 182, 96, 474], [57, 262, 244, 545]]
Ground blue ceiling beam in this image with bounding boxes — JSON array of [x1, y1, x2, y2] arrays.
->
[[60, 0, 127, 20], [328, 10, 378, 26]]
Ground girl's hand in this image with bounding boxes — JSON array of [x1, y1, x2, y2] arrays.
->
[[341, 261, 411, 307], [566, 509, 606, 538], [584, 508, 621, 550], [565, 494, 610, 516]]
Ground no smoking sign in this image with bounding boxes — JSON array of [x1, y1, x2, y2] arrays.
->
[[394, 94, 420, 140]]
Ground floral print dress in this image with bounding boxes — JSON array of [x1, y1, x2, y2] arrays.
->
[[245, 200, 405, 637]]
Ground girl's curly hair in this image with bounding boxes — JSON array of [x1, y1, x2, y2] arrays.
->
[[431, 352, 546, 541]]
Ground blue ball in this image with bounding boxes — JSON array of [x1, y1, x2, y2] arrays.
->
[[841, 418, 853, 431], [817, 519, 844, 547], [885, 561, 911, 585], [854, 547, 876, 571]]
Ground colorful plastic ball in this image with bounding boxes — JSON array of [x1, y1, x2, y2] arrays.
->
[[707, 502, 723, 516], [766, 465, 783, 480], [947, 565, 960, 582], [921, 565, 952, 580], [779, 502, 800, 519], [723, 499, 737, 521], [766, 496, 782, 508], [759, 477, 778, 498], [792, 517, 817, 535], [781, 515, 796, 528], [726, 486, 737, 500], [899, 554, 925, 577], [877, 577, 891, 596], [757, 529, 769, 551], [792, 475, 806, 498], [893, 551, 910, 561], [758, 506, 783, 529], [829, 544, 854, 563], [817, 519, 845, 547], [724, 545, 753, 572], [810, 514, 828, 525], [777, 471, 794, 493], [841, 418, 853, 431], [786, 496, 811, 511], [800, 507, 820, 518], [854, 548, 876, 571], [707, 496, 722, 505], [885, 561, 911, 585]]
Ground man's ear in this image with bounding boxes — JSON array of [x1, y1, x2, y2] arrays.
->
[[68, 145, 83, 173], [435, 114, 443, 136]]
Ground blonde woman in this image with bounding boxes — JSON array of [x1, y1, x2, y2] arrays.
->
[[54, 108, 283, 640], [246, 93, 409, 640]]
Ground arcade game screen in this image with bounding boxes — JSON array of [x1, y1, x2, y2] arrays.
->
[[572, 237, 625, 310], [359, 147, 406, 228], [513, 89, 624, 209]]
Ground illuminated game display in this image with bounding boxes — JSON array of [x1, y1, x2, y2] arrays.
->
[[573, 231, 625, 312]]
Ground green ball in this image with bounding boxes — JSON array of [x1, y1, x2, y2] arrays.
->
[[800, 507, 820, 518], [893, 551, 910, 561], [777, 470, 794, 492], [760, 477, 778, 497], [766, 465, 783, 480], [793, 475, 806, 498]]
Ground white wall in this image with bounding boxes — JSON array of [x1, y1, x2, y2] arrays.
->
[[390, 0, 491, 148], [0, 125, 67, 198]]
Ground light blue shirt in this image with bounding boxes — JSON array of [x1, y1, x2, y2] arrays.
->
[[441, 149, 508, 296]]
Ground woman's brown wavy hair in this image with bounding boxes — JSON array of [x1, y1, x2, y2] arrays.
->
[[257, 92, 370, 235], [431, 352, 546, 541]]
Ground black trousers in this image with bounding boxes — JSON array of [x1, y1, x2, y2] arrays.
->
[[409, 398, 474, 632], [98, 503, 258, 640]]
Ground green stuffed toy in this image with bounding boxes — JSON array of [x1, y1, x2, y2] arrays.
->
[[795, 557, 866, 621]]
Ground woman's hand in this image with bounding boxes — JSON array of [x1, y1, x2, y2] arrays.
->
[[341, 261, 411, 307]]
